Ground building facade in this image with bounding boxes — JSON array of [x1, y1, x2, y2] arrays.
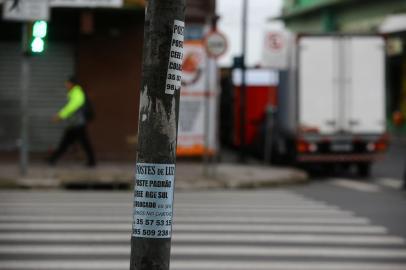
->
[[281, 0, 406, 33], [0, 0, 215, 160]]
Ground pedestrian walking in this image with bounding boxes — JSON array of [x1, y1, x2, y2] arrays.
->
[[48, 76, 96, 167]]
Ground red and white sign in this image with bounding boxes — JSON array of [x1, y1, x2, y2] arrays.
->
[[261, 30, 292, 70], [204, 30, 228, 59], [266, 32, 284, 52]]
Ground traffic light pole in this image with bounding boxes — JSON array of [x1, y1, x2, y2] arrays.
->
[[130, 1, 185, 270], [20, 23, 30, 176]]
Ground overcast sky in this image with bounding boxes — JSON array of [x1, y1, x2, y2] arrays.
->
[[216, 0, 283, 67]]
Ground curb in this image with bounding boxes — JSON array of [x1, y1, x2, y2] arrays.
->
[[0, 165, 309, 190]]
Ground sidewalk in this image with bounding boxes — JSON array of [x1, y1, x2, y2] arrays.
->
[[0, 162, 308, 190]]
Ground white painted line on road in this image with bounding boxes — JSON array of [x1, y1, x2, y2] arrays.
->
[[0, 223, 386, 234], [171, 261, 406, 270], [0, 232, 130, 242], [0, 245, 127, 255], [174, 216, 369, 225], [0, 215, 371, 225], [377, 178, 404, 189], [0, 223, 132, 231], [175, 205, 342, 212], [172, 246, 406, 258], [174, 208, 354, 215], [0, 232, 403, 245], [174, 224, 386, 234], [172, 233, 406, 245], [2, 245, 406, 259], [0, 190, 316, 201], [0, 199, 329, 207], [0, 206, 340, 212], [0, 193, 310, 202], [0, 260, 129, 270], [174, 215, 370, 225], [330, 179, 381, 192], [177, 203, 337, 209], [0, 209, 356, 217], [1, 260, 406, 270], [0, 215, 132, 223], [2, 201, 334, 209]]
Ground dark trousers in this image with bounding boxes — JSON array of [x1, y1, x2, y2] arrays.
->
[[404, 163, 406, 189], [49, 125, 96, 166]]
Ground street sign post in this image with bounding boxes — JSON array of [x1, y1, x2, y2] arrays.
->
[[2, 0, 50, 22], [130, 1, 185, 270], [202, 26, 227, 177]]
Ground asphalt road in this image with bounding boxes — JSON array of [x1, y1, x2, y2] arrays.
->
[[373, 136, 406, 180], [0, 138, 405, 269], [291, 136, 406, 243], [294, 178, 406, 241], [0, 181, 405, 270]]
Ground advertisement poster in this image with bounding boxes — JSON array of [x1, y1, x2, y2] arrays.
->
[[177, 41, 218, 157]]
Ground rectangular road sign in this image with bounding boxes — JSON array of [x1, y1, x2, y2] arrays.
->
[[3, 0, 50, 21], [49, 0, 123, 7]]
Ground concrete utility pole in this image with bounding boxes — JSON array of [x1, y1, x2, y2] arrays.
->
[[130, 1, 185, 270]]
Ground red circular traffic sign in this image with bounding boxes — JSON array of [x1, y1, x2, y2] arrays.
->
[[204, 30, 228, 59]]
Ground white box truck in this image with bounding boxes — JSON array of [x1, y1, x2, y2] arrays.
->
[[274, 35, 388, 176]]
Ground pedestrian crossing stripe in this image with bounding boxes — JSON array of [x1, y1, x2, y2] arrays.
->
[[0, 215, 371, 224], [0, 260, 406, 270], [0, 222, 387, 234], [0, 232, 403, 245], [330, 179, 381, 192], [2, 245, 406, 258], [376, 178, 404, 189], [0, 190, 405, 270], [330, 178, 405, 192]]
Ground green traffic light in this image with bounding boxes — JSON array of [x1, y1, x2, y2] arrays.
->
[[31, 37, 45, 53], [33, 20, 47, 38], [30, 20, 47, 54]]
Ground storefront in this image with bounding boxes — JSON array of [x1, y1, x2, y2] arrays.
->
[[0, 0, 215, 160]]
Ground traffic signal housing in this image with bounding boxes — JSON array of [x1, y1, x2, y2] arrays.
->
[[31, 20, 47, 53], [24, 20, 48, 55]]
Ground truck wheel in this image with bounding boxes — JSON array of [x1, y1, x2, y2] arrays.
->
[[356, 163, 371, 178]]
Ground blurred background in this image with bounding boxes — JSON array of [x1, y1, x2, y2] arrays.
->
[[0, 0, 406, 270]]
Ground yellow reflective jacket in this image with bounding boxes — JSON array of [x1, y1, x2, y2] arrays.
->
[[58, 85, 86, 124]]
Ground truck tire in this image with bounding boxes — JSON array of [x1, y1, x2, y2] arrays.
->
[[356, 162, 371, 178]]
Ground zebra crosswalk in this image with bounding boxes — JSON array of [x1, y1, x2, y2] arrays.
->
[[0, 190, 405, 270], [330, 178, 405, 192]]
